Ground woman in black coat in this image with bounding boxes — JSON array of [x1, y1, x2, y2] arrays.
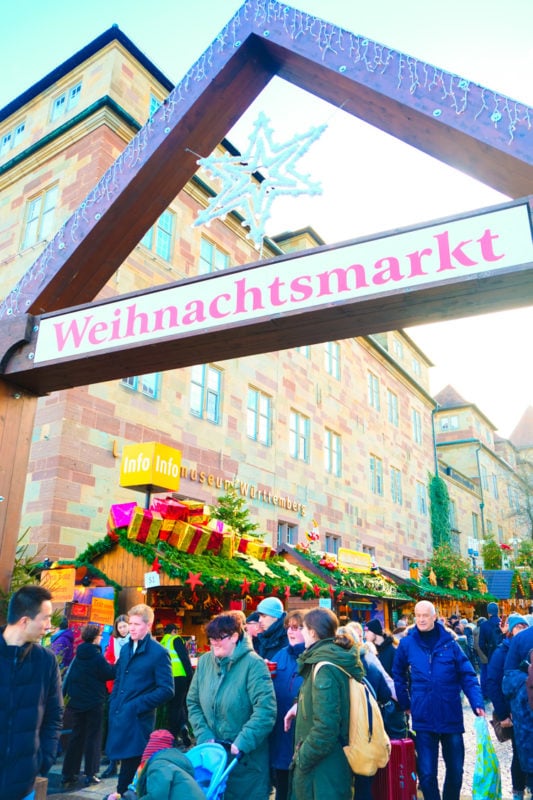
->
[[61, 624, 115, 789]]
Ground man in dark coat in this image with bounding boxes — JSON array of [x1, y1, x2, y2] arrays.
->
[[478, 602, 503, 697], [393, 600, 484, 800], [105, 603, 174, 796], [256, 596, 288, 660], [503, 619, 533, 793], [0, 585, 63, 800]]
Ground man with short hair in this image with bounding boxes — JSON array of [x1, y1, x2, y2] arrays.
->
[[105, 603, 174, 796], [0, 585, 63, 800], [256, 597, 288, 660], [393, 600, 484, 800]]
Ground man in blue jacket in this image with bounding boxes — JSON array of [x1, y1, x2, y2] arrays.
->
[[393, 600, 484, 800], [0, 585, 63, 800], [105, 603, 174, 797]]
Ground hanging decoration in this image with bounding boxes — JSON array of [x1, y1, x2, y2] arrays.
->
[[185, 571, 204, 591], [193, 112, 325, 249]]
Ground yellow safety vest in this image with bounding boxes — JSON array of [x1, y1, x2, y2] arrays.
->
[[160, 634, 187, 677]]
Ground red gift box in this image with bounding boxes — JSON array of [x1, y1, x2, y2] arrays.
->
[[127, 507, 162, 544], [150, 497, 189, 521]]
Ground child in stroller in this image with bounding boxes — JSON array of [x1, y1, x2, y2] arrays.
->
[[106, 730, 239, 800]]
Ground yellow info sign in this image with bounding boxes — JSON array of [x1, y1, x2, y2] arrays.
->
[[120, 442, 181, 493], [338, 548, 373, 573]]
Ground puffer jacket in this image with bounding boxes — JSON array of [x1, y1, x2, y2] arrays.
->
[[106, 635, 174, 760], [187, 635, 277, 800], [486, 638, 511, 719], [0, 629, 63, 800], [270, 641, 305, 770], [257, 614, 289, 660], [393, 622, 483, 733], [133, 748, 205, 800], [63, 641, 115, 710], [291, 638, 364, 800], [502, 626, 533, 771]]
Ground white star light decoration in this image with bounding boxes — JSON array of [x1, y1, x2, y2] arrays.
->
[[193, 112, 326, 249]]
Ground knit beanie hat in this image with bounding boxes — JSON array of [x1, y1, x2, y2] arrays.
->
[[366, 618, 383, 637], [140, 729, 175, 767], [487, 602, 499, 616], [507, 613, 528, 634], [256, 597, 284, 619]]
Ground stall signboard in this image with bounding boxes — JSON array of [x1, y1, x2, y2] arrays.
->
[[338, 548, 373, 573], [40, 567, 76, 603], [90, 596, 115, 626], [120, 441, 181, 493]]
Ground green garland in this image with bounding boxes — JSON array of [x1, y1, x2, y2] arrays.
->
[[403, 577, 495, 602], [68, 532, 331, 600]]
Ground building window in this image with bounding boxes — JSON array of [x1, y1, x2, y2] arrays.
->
[[416, 481, 428, 515], [22, 184, 59, 249], [391, 466, 403, 505], [324, 429, 342, 476], [51, 82, 81, 120], [247, 387, 271, 446], [295, 345, 310, 357], [480, 464, 489, 491], [486, 520, 493, 537], [362, 544, 376, 560], [392, 338, 404, 360], [387, 390, 399, 426], [277, 522, 297, 547], [498, 525, 504, 543], [149, 93, 161, 117], [140, 209, 175, 261], [368, 372, 380, 411], [289, 410, 310, 462], [369, 454, 384, 496], [402, 555, 412, 571], [199, 237, 229, 274], [324, 341, 340, 379], [492, 474, 499, 499], [440, 415, 459, 432], [508, 484, 520, 512], [190, 364, 222, 423], [325, 533, 340, 555], [449, 499, 457, 529], [120, 373, 161, 399], [412, 408, 422, 445], [412, 357, 421, 377], [1, 121, 25, 155], [472, 512, 479, 537]]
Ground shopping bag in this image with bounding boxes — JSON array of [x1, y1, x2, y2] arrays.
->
[[472, 716, 502, 800]]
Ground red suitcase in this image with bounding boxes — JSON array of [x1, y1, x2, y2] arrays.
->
[[371, 738, 417, 800]]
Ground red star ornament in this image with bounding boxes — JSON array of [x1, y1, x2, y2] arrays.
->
[[329, 585, 335, 600], [284, 585, 291, 599], [185, 571, 204, 591], [312, 584, 321, 598], [257, 581, 266, 594], [270, 586, 279, 596], [151, 556, 162, 574], [240, 578, 251, 596]]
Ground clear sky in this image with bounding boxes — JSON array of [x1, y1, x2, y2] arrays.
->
[[2, 0, 532, 437]]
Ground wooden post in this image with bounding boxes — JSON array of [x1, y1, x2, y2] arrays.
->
[[0, 379, 37, 592]]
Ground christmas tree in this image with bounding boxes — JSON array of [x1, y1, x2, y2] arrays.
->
[[216, 483, 261, 538]]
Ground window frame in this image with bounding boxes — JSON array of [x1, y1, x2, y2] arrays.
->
[[387, 389, 399, 426], [199, 237, 230, 274], [412, 408, 422, 445], [369, 454, 384, 496], [247, 387, 272, 446], [22, 184, 59, 250], [324, 341, 340, 379], [120, 373, 161, 399], [289, 410, 310, 462], [324, 428, 342, 476], [390, 466, 403, 505], [190, 364, 222, 424], [368, 371, 380, 411]]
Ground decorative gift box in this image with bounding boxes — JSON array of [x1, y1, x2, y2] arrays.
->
[[107, 502, 137, 536], [127, 507, 163, 545], [151, 496, 189, 521], [158, 517, 177, 542]]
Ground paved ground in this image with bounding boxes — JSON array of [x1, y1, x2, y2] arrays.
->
[[45, 701, 521, 799]]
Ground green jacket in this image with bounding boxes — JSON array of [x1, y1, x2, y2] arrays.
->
[[187, 635, 277, 800], [291, 638, 363, 800], [134, 749, 205, 800]]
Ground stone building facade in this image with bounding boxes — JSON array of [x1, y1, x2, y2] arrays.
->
[[0, 26, 529, 571]]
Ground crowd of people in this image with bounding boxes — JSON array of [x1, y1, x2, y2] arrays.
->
[[2, 585, 533, 800]]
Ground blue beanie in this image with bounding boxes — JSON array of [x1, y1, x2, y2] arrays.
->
[[487, 602, 499, 616], [256, 596, 284, 619], [507, 614, 528, 633]]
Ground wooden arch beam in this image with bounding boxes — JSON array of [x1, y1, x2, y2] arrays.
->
[[0, 0, 531, 324]]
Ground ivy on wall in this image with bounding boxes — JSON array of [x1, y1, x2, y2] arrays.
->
[[429, 474, 451, 548]]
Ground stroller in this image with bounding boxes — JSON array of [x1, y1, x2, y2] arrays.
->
[[123, 742, 241, 800]]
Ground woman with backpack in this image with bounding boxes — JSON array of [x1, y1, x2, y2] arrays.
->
[[284, 607, 364, 800]]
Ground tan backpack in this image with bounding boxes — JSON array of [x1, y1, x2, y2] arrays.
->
[[313, 660, 391, 776]]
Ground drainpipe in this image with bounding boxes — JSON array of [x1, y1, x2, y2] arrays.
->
[[475, 444, 486, 539], [431, 404, 440, 477]]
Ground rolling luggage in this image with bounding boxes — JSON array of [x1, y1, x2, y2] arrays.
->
[[371, 737, 417, 800]]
